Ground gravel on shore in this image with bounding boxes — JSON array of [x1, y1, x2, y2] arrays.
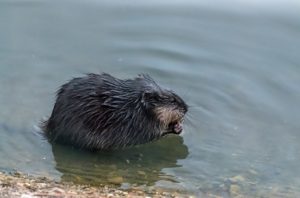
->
[[0, 171, 194, 198]]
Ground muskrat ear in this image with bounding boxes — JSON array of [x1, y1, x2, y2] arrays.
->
[[142, 90, 153, 102], [137, 73, 150, 79]]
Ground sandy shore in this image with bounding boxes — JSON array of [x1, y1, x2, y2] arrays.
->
[[0, 171, 194, 198]]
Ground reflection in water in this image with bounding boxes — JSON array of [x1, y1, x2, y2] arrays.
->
[[51, 136, 189, 186]]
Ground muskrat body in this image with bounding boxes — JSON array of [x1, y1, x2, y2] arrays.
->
[[43, 73, 188, 150]]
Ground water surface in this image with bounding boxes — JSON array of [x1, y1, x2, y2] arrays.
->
[[0, 0, 300, 197]]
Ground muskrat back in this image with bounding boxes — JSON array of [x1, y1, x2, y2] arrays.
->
[[43, 73, 188, 150]]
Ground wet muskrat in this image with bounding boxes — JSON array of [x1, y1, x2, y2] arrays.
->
[[43, 73, 188, 150]]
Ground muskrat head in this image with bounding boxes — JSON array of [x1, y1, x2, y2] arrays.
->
[[142, 89, 188, 136]]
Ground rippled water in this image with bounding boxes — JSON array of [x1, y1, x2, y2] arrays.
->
[[1, 0, 300, 197]]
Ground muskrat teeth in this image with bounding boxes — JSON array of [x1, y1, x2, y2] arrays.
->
[[173, 122, 183, 134], [167, 119, 184, 134]]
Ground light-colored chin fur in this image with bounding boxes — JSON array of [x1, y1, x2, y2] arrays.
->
[[154, 106, 183, 133]]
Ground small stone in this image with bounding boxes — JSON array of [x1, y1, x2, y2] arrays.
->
[[138, 171, 146, 176], [14, 172, 22, 177], [107, 193, 114, 198], [51, 187, 65, 194], [137, 191, 144, 195], [120, 183, 131, 190], [219, 184, 226, 190], [27, 183, 38, 191], [248, 169, 258, 175], [230, 185, 241, 197], [73, 175, 81, 182], [21, 195, 33, 198], [38, 183, 47, 188], [207, 194, 222, 198], [229, 175, 245, 184], [109, 164, 117, 169], [108, 176, 123, 184]]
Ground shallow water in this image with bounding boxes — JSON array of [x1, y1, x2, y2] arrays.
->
[[0, 0, 300, 197]]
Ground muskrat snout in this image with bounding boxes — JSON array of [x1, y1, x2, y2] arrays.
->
[[154, 105, 187, 134]]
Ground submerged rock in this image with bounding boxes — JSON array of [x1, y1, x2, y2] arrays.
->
[[138, 171, 146, 176], [229, 175, 245, 184], [108, 176, 124, 184], [230, 185, 241, 197]]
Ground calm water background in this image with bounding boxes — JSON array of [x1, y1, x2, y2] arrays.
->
[[0, 0, 300, 196]]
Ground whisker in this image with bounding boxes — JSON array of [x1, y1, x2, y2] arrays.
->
[[184, 115, 199, 130]]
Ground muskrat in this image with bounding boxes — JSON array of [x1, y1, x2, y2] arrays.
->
[[43, 73, 188, 150]]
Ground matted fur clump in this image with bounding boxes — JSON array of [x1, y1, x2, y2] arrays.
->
[[43, 73, 188, 150]]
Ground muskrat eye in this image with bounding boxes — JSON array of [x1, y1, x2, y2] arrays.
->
[[143, 91, 160, 102], [152, 94, 161, 101], [170, 98, 177, 104]]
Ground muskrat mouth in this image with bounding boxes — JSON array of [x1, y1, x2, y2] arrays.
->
[[164, 119, 184, 136]]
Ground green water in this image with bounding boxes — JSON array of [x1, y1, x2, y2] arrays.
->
[[0, 0, 300, 197]]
